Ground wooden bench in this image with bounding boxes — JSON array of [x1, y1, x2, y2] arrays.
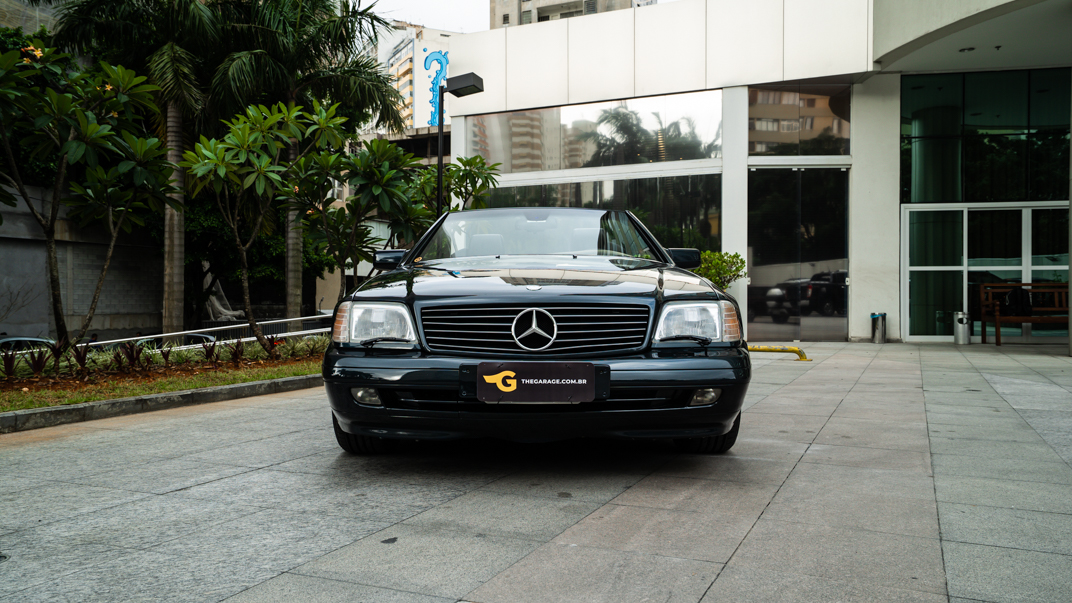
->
[[979, 283, 1069, 346]]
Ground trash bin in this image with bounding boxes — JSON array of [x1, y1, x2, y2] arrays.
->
[[953, 311, 970, 345], [871, 313, 886, 344]]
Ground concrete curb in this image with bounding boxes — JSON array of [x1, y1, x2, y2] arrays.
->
[[0, 374, 324, 435]]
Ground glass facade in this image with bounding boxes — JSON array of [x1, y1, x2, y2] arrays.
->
[[466, 90, 722, 174], [901, 69, 1071, 203], [748, 84, 851, 155], [485, 174, 722, 251], [747, 168, 849, 341]]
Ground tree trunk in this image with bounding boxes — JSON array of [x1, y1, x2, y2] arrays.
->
[[285, 142, 302, 323], [233, 226, 274, 358], [73, 213, 127, 343], [163, 100, 185, 339], [44, 227, 68, 343]]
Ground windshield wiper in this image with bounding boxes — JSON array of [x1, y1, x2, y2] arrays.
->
[[659, 335, 712, 346], [359, 337, 412, 348]]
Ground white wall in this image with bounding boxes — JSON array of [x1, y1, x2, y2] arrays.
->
[[506, 20, 569, 111], [707, 0, 783, 88], [783, 0, 871, 80], [848, 74, 902, 341], [568, 9, 634, 104], [635, 0, 706, 96], [449, 0, 873, 119]]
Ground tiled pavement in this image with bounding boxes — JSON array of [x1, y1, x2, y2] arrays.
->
[[1, 343, 1072, 602]]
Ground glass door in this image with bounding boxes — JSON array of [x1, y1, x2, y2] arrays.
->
[[748, 168, 849, 342], [902, 204, 1069, 342]]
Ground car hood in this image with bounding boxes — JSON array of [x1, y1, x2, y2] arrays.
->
[[349, 256, 722, 304]]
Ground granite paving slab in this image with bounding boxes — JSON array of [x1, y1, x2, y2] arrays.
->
[[0, 541, 131, 598], [149, 507, 390, 572], [466, 542, 720, 603], [938, 502, 1072, 556], [478, 469, 646, 503], [762, 463, 940, 537], [63, 457, 253, 494], [221, 572, 452, 603], [608, 474, 779, 515], [1, 549, 279, 603], [930, 452, 1072, 484], [402, 490, 600, 542], [293, 523, 539, 599], [730, 519, 946, 595], [943, 541, 1072, 603], [814, 417, 931, 452], [0, 482, 150, 531], [934, 475, 1072, 513], [0, 493, 261, 550], [800, 444, 933, 474], [655, 454, 798, 485], [702, 565, 949, 603], [552, 502, 754, 562]]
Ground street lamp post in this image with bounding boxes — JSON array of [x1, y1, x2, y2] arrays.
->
[[437, 72, 484, 217]]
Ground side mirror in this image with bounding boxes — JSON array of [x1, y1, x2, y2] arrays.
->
[[668, 248, 701, 270], [373, 249, 406, 271]]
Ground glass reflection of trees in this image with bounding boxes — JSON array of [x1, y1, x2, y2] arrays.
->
[[467, 89, 722, 174], [580, 107, 719, 167], [485, 173, 722, 252]]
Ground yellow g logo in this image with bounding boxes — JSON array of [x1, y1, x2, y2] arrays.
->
[[483, 370, 517, 392]]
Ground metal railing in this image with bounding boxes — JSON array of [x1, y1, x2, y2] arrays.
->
[[81, 314, 333, 354]]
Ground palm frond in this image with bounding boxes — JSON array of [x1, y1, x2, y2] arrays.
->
[[148, 42, 206, 113]]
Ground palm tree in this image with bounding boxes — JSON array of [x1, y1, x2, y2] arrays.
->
[[211, 0, 405, 320], [32, 0, 219, 338]]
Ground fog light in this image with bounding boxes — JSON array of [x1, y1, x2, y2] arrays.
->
[[690, 388, 722, 406], [351, 388, 382, 406]]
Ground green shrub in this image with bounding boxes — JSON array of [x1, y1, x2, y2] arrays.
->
[[692, 251, 748, 290]]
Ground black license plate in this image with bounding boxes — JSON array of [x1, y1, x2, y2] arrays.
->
[[477, 362, 595, 404]]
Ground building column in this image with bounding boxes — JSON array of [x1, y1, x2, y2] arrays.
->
[[721, 86, 750, 338], [848, 74, 901, 341], [1068, 67, 1071, 356]]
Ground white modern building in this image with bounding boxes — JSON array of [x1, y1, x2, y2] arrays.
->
[[442, 0, 1072, 344]]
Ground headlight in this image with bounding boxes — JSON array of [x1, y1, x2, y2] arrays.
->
[[654, 301, 741, 344], [331, 301, 417, 347]]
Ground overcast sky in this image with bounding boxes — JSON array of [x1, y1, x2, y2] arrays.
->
[[369, 0, 491, 34]]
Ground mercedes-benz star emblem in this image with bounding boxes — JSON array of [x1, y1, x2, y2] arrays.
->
[[511, 308, 557, 351]]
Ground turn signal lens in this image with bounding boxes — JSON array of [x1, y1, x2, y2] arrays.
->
[[719, 301, 741, 342], [332, 302, 351, 343]]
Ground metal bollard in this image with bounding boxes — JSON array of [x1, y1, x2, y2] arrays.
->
[[871, 313, 886, 344], [953, 311, 970, 345]]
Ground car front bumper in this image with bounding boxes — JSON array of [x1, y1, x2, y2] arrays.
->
[[323, 347, 750, 442]]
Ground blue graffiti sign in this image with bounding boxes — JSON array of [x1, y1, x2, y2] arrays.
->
[[424, 48, 448, 126]]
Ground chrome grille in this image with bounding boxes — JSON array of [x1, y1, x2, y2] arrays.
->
[[420, 303, 650, 355]]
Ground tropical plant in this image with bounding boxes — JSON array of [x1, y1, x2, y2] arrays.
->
[[0, 43, 165, 342], [213, 0, 405, 321], [65, 133, 179, 343], [182, 101, 346, 355], [447, 155, 502, 210], [31, 0, 221, 336], [692, 251, 748, 290]]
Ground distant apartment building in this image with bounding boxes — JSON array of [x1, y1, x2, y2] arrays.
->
[[373, 21, 457, 131], [491, 0, 642, 28]]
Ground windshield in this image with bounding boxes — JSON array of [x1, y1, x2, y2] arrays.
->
[[416, 209, 661, 262]]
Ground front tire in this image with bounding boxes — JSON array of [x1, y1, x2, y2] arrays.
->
[[674, 414, 740, 454], [333, 414, 393, 454]]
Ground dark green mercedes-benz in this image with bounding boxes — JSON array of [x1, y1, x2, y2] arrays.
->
[[324, 207, 750, 453]]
